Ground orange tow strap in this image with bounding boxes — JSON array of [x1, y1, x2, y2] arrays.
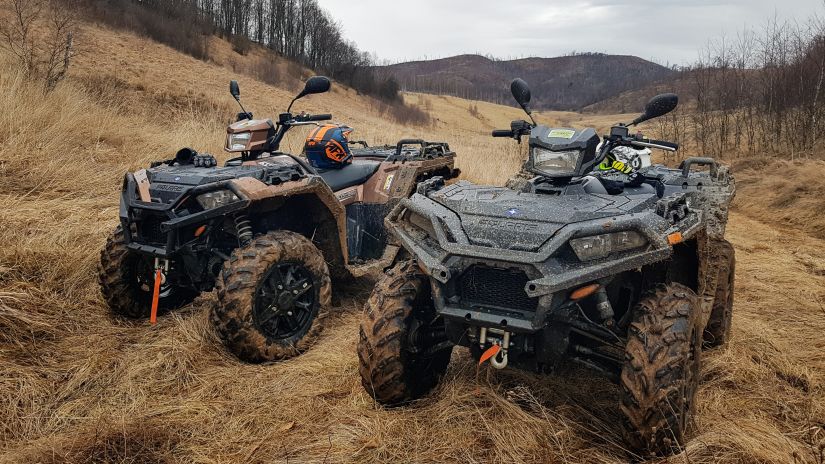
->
[[150, 269, 162, 325], [478, 344, 501, 366]]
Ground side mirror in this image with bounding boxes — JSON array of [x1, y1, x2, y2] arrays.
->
[[288, 76, 331, 113], [510, 78, 532, 113], [631, 93, 678, 125], [230, 80, 240, 100], [298, 76, 331, 99]]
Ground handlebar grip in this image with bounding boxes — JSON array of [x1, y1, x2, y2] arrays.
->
[[306, 114, 332, 122], [646, 139, 679, 150], [492, 130, 514, 137]]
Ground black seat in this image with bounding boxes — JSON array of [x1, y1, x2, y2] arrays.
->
[[581, 175, 657, 196], [318, 160, 381, 192]]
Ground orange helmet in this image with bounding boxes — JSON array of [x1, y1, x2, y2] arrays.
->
[[304, 124, 353, 169]]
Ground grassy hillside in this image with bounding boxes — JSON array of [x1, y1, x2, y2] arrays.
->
[[1, 19, 824, 464]]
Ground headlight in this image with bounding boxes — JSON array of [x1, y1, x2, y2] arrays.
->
[[405, 211, 436, 238], [531, 147, 582, 176], [227, 132, 252, 151], [197, 190, 240, 209], [569, 231, 647, 261]]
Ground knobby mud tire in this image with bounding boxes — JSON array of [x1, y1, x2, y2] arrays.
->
[[212, 231, 331, 363], [358, 260, 451, 405], [703, 239, 735, 347], [619, 283, 702, 456], [98, 226, 198, 319]]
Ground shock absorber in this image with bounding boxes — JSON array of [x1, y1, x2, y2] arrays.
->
[[594, 286, 615, 328], [234, 214, 253, 246]]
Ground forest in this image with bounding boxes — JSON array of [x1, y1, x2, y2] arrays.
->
[[82, 0, 403, 103]]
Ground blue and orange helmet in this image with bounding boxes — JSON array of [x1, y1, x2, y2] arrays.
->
[[304, 124, 353, 169]]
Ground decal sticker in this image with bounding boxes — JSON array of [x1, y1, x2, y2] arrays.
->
[[506, 208, 520, 217], [478, 218, 538, 232], [548, 129, 576, 139], [336, 189, 356, 202], [133, 169, 151, 202], [383, 173, 395, 192]]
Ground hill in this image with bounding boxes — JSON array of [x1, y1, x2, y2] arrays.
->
[[378, 53, 674, 110]]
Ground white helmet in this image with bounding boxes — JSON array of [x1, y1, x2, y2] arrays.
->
[[611, 145, 651, 170], [596, 142, 652, 171]]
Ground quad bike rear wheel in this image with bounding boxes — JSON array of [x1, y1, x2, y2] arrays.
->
[[98, 226, 198, 319], [703, 239, 735, 347], [212, 230, 331, 363], [358, 260, 452, 405], [619, 283, 701, 456]]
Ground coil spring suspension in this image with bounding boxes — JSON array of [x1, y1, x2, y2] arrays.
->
[[234, 214, 253, 246]]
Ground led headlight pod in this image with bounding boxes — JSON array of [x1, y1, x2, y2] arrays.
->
[[569, 231, 647, 261], [196, 190, 240, 210], [227, 132, 252, 151]]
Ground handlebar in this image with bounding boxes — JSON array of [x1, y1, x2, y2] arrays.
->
[[301, 113, 332, 122], [492, 130, 514, 137], [629, 138, 679, 151], [647, 139, 679, 150]]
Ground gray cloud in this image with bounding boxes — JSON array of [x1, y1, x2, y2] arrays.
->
[[319, 0, 821, 65]]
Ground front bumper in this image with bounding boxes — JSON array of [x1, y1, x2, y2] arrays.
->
[[389, 195, 702, 333], [119, 172, 250, 257]]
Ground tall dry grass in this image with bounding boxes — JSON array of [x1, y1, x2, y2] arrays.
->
[[0, 20, 824, 464]]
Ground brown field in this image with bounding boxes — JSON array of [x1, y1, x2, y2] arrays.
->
[[1, 21, 824, 464]]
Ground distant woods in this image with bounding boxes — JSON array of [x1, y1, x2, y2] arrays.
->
[[658, 15, 825, 159], [77, 0, 409, 108]]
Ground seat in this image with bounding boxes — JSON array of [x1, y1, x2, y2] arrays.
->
[[581, 176, 609, 194], [581, 175, 657, 196], [318, 160, 381, 192]]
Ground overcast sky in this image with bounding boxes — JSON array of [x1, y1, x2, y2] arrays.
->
[[319, 0, 822, 65]]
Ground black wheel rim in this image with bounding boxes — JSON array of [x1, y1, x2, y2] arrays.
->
[[253, 261, 316, 340]]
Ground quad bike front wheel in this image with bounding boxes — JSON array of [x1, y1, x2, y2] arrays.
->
[[358, 260, 452, 405], [619, 283, 701, 456], [212, 230, 331, 363], [98, 226, 198, 319], [704, 239, 735, 347]]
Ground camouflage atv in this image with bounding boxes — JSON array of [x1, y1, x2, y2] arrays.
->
[[98, 76, 458, 362], [358, 79, 735, 456]]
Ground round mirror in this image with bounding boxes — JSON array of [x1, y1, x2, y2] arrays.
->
[[303, 76, 331, 95], [644, 93, 678, 119], [510, 78, 532, 108]]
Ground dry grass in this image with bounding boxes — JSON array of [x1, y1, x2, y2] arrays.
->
[[1, 20, 824, 464]]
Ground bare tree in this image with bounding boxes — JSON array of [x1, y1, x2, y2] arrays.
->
[[0, 0, 76, 91]]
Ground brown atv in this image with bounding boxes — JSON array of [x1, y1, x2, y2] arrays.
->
[[98, 77, 458, 362]]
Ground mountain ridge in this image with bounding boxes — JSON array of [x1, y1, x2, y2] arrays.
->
[[378, 53, 674, 111]]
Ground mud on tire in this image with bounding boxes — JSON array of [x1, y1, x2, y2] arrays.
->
[[619, 283, 701, 456], [98, 226, 198, 319], [212, 230, 331, 363], [704, 239, 735, 347], [358, 260, 452, 405]]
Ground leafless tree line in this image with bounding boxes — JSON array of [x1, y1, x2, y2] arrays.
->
[[657, 14, 825, 159], [82, 0, 401, 103]]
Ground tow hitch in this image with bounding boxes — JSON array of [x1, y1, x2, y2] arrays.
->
[[478, 327, 511, 369], [150, 257, 169, 325]]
